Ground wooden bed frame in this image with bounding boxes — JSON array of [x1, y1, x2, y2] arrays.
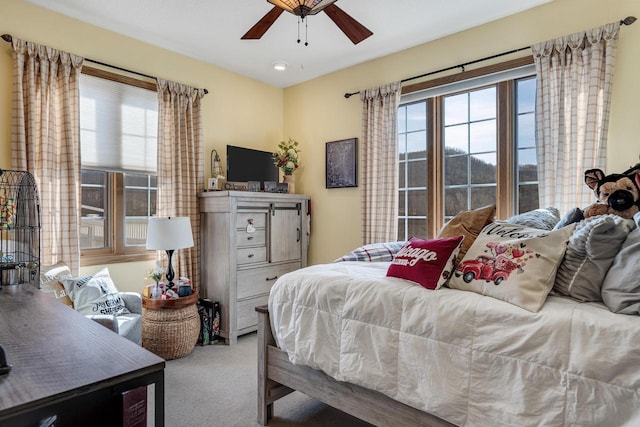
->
[[256, 305, 455, 427]]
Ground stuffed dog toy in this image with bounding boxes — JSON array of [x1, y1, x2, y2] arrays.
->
[[583, 165, 640, 219]]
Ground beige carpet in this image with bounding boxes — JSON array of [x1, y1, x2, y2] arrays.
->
[[164, 333, 373, 427]]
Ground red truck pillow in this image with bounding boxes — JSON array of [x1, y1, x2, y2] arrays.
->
[[448, 221, 575, 312]]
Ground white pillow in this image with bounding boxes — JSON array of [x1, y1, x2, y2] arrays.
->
[[39, 262, 74, 307], [62, 268, 129, 316], [448, 221, 575, 312]]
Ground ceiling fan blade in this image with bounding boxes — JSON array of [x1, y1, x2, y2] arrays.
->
[[241, 6, 285, 40], [322, 4, 373, 45]]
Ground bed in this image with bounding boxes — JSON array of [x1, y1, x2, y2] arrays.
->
[[256, 210, 640, 426]]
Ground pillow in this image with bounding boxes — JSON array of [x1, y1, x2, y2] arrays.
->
[[62, 268, 129, 316], [448, 221, 575, 312], [437, 204, 496, 265], [39, 262, 74, 307], [504, 207, 560, 230], [554, 214, 636, 302], [553, 207, 584, 230], [386, 235, 464, 290], [601, 212, 640, 314], [334, 241, 406, 263]]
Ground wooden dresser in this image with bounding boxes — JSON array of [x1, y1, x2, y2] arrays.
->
[[0, 284, 165, 427], [199, 191, 310, 344]]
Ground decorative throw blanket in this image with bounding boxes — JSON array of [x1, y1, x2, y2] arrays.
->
[[269, 261, 640, 427]]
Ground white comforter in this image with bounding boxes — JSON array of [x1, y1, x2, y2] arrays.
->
[[269, 261, 640, 427]]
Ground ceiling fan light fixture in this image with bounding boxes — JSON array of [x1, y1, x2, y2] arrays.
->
[[273, 61, 288, 71], [243, 0, 373, 45], [267, 0, 338, 17]]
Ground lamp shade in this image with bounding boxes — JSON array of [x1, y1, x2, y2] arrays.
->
[[267, 0, 337, 16], [146, 217, 194, 250]]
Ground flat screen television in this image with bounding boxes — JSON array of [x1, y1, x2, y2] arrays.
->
[[226, 145, 279, 187]]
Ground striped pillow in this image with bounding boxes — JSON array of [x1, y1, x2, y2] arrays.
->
[[334, 241, 406, 263]]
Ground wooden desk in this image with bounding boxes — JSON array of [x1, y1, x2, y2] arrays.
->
[[0, 284, 165, 427]]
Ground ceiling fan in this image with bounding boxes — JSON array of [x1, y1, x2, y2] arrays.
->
[[242, 0, 373, 45]]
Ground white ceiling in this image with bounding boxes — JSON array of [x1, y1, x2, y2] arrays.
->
[[24, 0, 551, 88]]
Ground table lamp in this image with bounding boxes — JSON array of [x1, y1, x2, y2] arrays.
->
[[146, 217, 194, 290]]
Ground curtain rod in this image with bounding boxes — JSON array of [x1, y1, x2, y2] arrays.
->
[[0, 33, 209, 95], [344, 15, 637, 99]]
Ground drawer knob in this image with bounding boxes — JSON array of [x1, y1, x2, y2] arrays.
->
[[248, 253, 254, 258], [247, 236, 254, 240], [266, 276, 278, 281]]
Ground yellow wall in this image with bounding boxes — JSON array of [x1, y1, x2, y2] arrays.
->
[[0, 0, 284, 292], [285, 0, 640, 264], [2, 0, 640, 289]]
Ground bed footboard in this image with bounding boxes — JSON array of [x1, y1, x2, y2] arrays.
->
[[256, 305, 295, 425], [255, 305, 454, 427]]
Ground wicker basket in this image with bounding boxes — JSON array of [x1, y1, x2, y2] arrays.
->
[[142, 304, 200, 360]]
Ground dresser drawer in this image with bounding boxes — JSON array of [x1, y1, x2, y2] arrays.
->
[[237, 262, 301, 299], [236, 212, 267, 229], [237, 246, 267, 265], [237, 294, 269, 331], [236, 229, 266, 248]]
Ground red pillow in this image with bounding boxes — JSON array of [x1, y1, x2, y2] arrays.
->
[[386, 236, 464, 290]]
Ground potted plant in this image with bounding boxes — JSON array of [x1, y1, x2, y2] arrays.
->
[[147, 261, 164, 298], [273, 138, 301, 193]]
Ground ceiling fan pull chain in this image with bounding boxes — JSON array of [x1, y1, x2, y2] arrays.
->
[[297, 16, 301, 44], [305, 17, 309, 46]]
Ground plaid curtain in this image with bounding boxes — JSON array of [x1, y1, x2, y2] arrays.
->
[[156, 79, 205, 292], [360, 81, 402, 244], [533, 22, 620, 215], [11, 38, 84, 274]]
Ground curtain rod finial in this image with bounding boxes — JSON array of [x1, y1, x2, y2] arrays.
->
[[622, 16, 636, 25], [1, 34, 12, 43]]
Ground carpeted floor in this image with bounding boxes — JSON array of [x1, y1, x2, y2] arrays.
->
[[163, 333, 373, 427]]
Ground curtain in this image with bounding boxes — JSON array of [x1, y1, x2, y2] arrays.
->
[[11, 38, 84, 274], [156, 79, 205, 292], [360, 81, 402, 244], [533, 22, 620, 215]]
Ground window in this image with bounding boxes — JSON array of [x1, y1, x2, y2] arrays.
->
[[79, 68, 158, 264], [398, 59, 538, 241], [398, 102, 429, 239], [515, 77, 538, 213]]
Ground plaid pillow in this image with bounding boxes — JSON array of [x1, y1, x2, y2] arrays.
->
[[334, 241, 406, 263]]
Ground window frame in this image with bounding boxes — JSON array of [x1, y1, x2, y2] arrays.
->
[[80, 66, 158, 267], [399, 56, 536, 240]]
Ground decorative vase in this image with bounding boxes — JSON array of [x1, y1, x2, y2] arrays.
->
[[151, 281, 162, 299], [283, 174, 295, 194]]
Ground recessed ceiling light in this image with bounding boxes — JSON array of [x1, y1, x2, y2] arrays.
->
[[273, 61, 288, 71]]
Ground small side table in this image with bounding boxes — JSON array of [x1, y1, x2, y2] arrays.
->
[[142, 291, 200, 360]]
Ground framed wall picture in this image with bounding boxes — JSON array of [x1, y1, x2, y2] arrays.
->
[[326, 138, 358, 189], [247, 181, 261, 192], [264, 181, 277, 192]]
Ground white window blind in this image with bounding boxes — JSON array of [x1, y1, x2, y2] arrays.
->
[[80, 74, 158, 173]]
